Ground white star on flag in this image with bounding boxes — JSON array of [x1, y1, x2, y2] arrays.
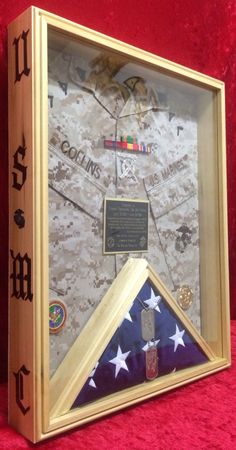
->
[[144, 288, 161, 312], [124, 311, 133, 322], [109, 345, 131, 378], [142, 339, 160, 352], [169, 324, 185, 352], [119, 310, 132, 327], [88, 362, 99, 388]]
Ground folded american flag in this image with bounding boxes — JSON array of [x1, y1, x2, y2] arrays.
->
[[72, 280, 208, 408]]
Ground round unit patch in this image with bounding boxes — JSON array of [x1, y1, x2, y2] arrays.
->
[[49, 300, 67, 334]]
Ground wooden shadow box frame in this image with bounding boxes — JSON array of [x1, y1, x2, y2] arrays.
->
[[8, 6, 230, 442]]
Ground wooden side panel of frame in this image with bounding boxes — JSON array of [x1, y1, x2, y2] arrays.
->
[[8, 8, 36, 442], [198, 86, 230, 361], [198, 91, 223, 353]]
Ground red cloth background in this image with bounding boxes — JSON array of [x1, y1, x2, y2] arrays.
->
[[0, 0, 236, 385], [0, 321, 235, 449], [0, 2, 236, 447]]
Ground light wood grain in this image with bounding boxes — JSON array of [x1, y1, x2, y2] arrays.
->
[[50, 259, 217, 419], [8, 6, 230, 442], [46, 357, 230, 436], [8, 7, 36, 443], [50, 259, 148, 416]]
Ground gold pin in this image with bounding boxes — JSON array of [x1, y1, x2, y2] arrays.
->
[[177, 285, 193, 310]]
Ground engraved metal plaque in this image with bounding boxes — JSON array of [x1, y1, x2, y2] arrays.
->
[[104, 198, 149, 254], [141, 309, 155, 342]]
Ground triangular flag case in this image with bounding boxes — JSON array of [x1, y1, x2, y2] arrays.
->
[[8, 7, 230, 442]]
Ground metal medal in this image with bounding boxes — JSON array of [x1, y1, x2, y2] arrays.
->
[[177, 285, 193, 310], [146, 346, 158, 380], [141, 308, 155, 341]]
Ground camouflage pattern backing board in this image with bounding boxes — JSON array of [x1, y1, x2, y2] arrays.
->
[[48, 34, 200, 375]]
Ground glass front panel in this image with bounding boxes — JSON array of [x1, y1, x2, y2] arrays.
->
[[47, 27, 220, 408]]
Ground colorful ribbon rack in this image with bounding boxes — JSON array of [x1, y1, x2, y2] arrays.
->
[[104, 135, 152, 154]]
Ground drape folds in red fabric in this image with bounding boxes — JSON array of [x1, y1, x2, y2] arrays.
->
[[0, 0, 236, 383], [0, 322, 235, 449]]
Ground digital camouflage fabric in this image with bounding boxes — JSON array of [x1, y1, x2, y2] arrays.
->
[[48, 36, 200, 375]]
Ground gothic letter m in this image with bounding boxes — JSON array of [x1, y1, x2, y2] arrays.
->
[[10, 250, 33, 302]]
